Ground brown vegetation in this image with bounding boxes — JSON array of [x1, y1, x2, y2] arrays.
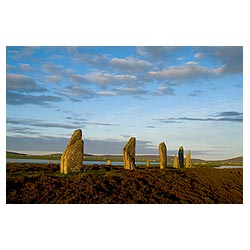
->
[[6, 163, 243, 204]]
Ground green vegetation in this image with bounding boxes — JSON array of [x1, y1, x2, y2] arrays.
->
[[6, 162, 243, 204], [6, 151, 243, 166], [6, 151, 61, 160]]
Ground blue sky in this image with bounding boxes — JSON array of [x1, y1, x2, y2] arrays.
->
[[6, 46, 243, 160]]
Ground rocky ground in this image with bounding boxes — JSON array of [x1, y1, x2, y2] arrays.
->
[[6, 163, 243, 204]]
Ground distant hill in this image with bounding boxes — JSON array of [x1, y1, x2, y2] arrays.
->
[[218, 156, 243, 164], [6, 151, 243, 165], [6, 151, 27, 156], [6, 151, 93, 160]]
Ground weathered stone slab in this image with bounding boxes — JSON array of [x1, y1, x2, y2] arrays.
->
[[123, 137, 136, 170], [178, 146, 184, 168], [60, 129, 84, 174], [173, 154, 179, 168], [159, 142, 167, 169], [185, 150, 192, 168]]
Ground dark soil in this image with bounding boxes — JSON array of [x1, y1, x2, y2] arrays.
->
[[6, 163, 243, 204]]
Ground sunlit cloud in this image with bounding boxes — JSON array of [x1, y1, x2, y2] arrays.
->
[[148, 64, 224, 81]]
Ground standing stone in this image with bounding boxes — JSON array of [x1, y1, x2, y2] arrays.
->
[[60, 129, 84, 174], [146, 159, 150, 167], [173, 154, 179, 168], [159, 142, 167, 169], [185, 150, 192, 168], [178, 146, 184, 168], [123, 137, 136, 170], [106, 159, 111, 166]]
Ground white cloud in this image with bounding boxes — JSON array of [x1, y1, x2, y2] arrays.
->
[[86, 72, 137, 85], [75, 52, 152, 73], [97, 91, 116, 96], [113, 86, 147, 96], [194, 52, 204, 59], [59, 85, 96, 100], [69, 74, 88, 83], [152, 84, 175, 96], [44, 75, 62, 83], [109, 57, 151, 72], [19, 63, 33, 72], [74, 52, 110, 68], [96, 86, 148, 97], [42, 63, 61, 74], [194, 47, 243, 74], [7, 47, 40, 60], [185, 61, 199, 65], [148, 64, 224, 81], [137, 46, 184, 59]]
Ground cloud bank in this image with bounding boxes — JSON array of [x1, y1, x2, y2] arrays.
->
[[6, 46, 243, 105], [156, 111, 243, 123]]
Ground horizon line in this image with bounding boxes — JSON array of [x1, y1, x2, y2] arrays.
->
[[6, 150, 243, 161]]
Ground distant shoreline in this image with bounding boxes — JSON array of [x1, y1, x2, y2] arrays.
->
[[6, 151, 243, 167]]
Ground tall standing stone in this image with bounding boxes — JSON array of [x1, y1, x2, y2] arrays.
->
[[123, 137, 136, 170], [159, 142, 167, 169], [173, 154, 179, 168], [178, 146, 184, 168], [185, 150, 192, 168], [60, 129, 84, 174]]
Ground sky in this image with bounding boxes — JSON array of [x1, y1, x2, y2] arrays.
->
[[6, 46, 243, 160]]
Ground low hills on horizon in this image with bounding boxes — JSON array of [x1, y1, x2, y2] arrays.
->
[[6, 151, 243, 165]]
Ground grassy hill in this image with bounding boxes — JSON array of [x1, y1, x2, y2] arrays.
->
[[6, 151, 243, 166], [6, 151, 95, 160]]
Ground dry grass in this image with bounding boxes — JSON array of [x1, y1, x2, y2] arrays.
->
[[6, 163, 243, 204]]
